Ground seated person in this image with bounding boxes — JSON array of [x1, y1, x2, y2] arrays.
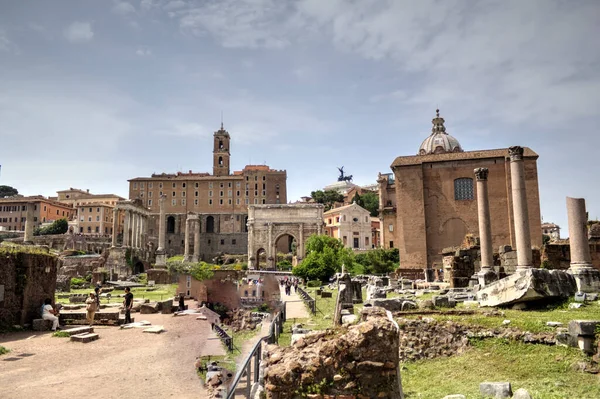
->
[[41, 298, 61, 331]]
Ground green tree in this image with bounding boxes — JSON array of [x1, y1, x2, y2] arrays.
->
[[292, 235, 354, 282], [34, 218, 69, 236], [542, 234, 551, 245], [310, 190, 345, 211], [353, 248, 399, 275], [0, 185, 18, 197], [360, 192, 380, 217]]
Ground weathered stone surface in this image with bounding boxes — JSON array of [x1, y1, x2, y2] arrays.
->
[[442, 395, 466, 399], [63, 326, 94, 336], [479, 382, 512, 398], [511, 388, 532, 399], [264, 307, 402, 399], [477, 269, 576, 307], [70, 332, 99, 343], [32, 319, 54, 331], [366, 284, 387, 300], [140, 302, 159, 314], [157, 299, 173, 314], [364, 298, 417, 311], [341, 314, 358, 325], [568, 320, 600, 336]]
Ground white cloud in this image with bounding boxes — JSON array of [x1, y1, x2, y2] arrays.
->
[[164, 0, 186, 11], [0, 31, 13, 52], [140, 0, 157, 10], [63, 22, 94, 43], [112, 1, 136, 16], [136, 46, 152, 56]]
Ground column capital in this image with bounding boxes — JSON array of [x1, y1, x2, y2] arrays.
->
[[474, 167, 489, 181], [508, 146, 524, 161]]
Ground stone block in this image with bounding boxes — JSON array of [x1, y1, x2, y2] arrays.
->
[[341, 315, 358, 325], [568, 267, 600, 293], [568, 320, 600, 336], [574, 292, 587, 302], [512, 388, 532, 399], [577, 336, 595, 354], [442, 396, 466, 399], [32, 319, 53, 331], [63, 326, 94, 336], [143, 325, 165, 334], [364, 298, 417, 311], [479, 382, 512, 398], [320, 291, 332, 298], [433, 295, 451, 308], [477, 269, 577, 307], [140, 303, 159, 314], [70, 333, 99, 343], [587, 293, 599, 301], [499, 245, 512, 253]]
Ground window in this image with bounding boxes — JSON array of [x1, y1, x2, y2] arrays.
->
[[220, 183, 224, 188], [209, 199, 213, 205], [262, 175, 266, 181], [209, 182, 213, 189], [206, 216, 214, 233], [365, 216, 369, 223], [133, 182, 138, 189], [236, 199, 240, 205], [149, 182, 153, 188], [389, 224, 394, 232], [172, 182, 176, 188], [220, 239, 225, 245], [182, 183, 186, 188], [87, 226, 91, 233], [43, 205, 47, 211], [79, 227, 83, 233], [228, 190, 232, 197], [167, 216, 175, 233], [194, 199, 198, 205], [149, 191, 153, 197], [245, 199, 249, 205], [336, 217, 340, 223], [236, 182, 240, 188], [454, 178, 474, 200], [89, 207, 92, 212], [56, 210, 59, 215], [254, 198, 258, 204], [172, 199, 176, 206], [228, 199, 232, 205], [236, 190, 240, 196], [389, 241, 394, 248], [195, 191, 199, 197], [218, 156, 223, 165], [262, 199, 266, 204], [182, 199, 186, 205], [232, 239, 237, 245], [220, 191, 224, 197], [182, 191, 186, 197], [195, 182, 199, 188], [95, 226, 99, 233], [219, 199, 223, 205], [209, 191, 213, 197], [96, 216, 100, 221], [172, 191, 176, 197], [159, 182, 163, 188], [88, 217, 92, 222]]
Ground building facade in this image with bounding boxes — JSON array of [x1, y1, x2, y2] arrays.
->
[[324, 203, 373, 250], [378, 110, 542, 270], [542, 222, 561, 240], [0, 196, 74, 232], [128, 124, 287, 260]]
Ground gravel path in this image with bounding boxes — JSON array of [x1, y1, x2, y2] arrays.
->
[[0, 308, 225, 399]]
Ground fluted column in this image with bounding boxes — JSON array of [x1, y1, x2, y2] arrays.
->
[[509, 146, 532, 269], [123, 210, 131, 247], [184, 215, 191, 261], [24, 202, 35, 243], [475, 168, 497, 286], [111, 208, 118, 247], [192, 215, 201, 263]]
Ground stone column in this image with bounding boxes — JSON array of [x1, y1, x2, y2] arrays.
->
[[111, 208, 118, 247], [298, 223, 304, 261], [140, 215, 146, 248], [99, 207, 105, 236], [158, 195, 166, 252], [475, 168, 497, 286], [131, 212, 137, 248], [184, 215, 192, 261], [509, 146, 532, 269], [567, 197, 600, 292], [192, 215, 201, 263], [248, 222, 255, 269], [267, 223, 274, 269], [24, 202, 35, 243], [123, 210, 131, 247]]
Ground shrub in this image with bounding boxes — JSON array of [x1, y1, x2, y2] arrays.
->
[[33, 218, 68, 236], [0, 346, 9, 355], [307, 280, 322, 288], [52, 331, 70, 338], [70, 277, 87, 286]]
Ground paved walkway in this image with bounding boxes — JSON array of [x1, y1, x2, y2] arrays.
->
[[280, 286, 310, 319]]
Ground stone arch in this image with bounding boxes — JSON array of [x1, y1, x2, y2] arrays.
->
[[167, 216, 175, 234], [206, 216, 215, 233], [255, 248, 267, 270], [134, 261, 145, 274]]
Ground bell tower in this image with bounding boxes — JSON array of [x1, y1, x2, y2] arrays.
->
[[213, 123, 231, 176]]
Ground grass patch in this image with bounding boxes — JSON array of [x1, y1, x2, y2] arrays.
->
[[0, 346, 9, 355], [52, 331, 70, 338], [197, 355, 237, 381], [402, 338, 600, 399], [55, 284, 178, 304]]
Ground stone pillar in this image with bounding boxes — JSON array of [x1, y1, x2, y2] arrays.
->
[[184, 215, 191, 262], [111, 208, 118, 247], [298, 223, 304, 261], [99, 207, 105, 236], [24, 202, 35, 243], [248, 222, 255, 269], [475, 168, 497, 286], [123, 210, 131, 247], [131, 212, 137, 248], [192, 215, 201, 263], [567, 197, 600, 292], [267, 223, 274, 269], [140, 215, 146, 248], [509, 146, 532, 269], [154, 195, 167, 267]]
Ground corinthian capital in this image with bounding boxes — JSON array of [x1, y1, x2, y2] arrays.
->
[[474, 167, 489, 181], [508, 146, 524, 161]]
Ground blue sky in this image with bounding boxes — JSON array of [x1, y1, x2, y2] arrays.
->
[[1, 0, 599, 235]]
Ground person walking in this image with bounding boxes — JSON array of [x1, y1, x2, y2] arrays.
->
[[85, 292, 98, 326], [41, 298, 60, 331], [123, 287, 134, 324]]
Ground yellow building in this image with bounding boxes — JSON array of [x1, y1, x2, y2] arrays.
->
[[0, 196, 74, 232], [324, 203, 373, 250]]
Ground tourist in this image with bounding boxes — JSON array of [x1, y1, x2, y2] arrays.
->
[[94, 281, 102, 307], [85, 292, 98, 326], [178, 293, 185, 312], [123, 287, 134, 324], [41, 298, 60, 331]]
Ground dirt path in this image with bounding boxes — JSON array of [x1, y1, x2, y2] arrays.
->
[[280, 286, 310, 319], [0, 309, 225, 399]]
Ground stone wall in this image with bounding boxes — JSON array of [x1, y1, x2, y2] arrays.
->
[[59, 254, 104, 279], [542, 239, 600, 270], [0, 247, 58, 327], [499, 245, 541, 273]]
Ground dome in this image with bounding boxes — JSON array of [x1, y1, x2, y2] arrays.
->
[[418, 110, 463, 155]]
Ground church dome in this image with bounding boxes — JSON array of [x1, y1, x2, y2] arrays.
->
[[418, 110, 464, 155]]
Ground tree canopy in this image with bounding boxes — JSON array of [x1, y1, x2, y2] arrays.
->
[[0, 185, 18, 198], [351, 191, 379, 217], [352, 248, 399, 275], [292, 235, 353, 283], [310, 190, 344, 211], [34, 218, 68, 236]]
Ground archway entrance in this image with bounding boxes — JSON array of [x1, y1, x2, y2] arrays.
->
[[167, 216, 175, 234], [134, 261, 145, 274], [256, 248, 267, 270], [206, 216, 214, 233], [274, 233, 296, 271]]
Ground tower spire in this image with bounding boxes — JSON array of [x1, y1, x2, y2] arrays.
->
[[220, 111, 223, 130]]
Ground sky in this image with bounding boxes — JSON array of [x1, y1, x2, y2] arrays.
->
[[0, 0, 599, 236]]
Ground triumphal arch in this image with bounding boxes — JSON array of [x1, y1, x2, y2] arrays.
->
[[247, 204, 324, 270]]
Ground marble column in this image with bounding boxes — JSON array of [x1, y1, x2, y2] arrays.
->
[[298, 223, 304, 261], [267, 223, 274, 269], [24, 202, 35, 243], [509, 146, 532, 269], [567, 197, 600, 292], [99, 207, 105, 236], [111, 208, 118, 247], [184, 215, 192, 261], [131, 213, 137, 248], [192, 215, 201, 263], [157, 195, 166, 252], [475, 168, 497, 286], [123, 210, 131, 247], [248, 222, 255, 269], [140, 215, 146, 248]]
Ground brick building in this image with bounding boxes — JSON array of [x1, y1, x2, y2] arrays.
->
[[378, 110, 542, 270], [128, 124, 287, 260], [0, 196, 74, 232]]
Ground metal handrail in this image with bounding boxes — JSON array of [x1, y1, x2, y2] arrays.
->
[[296, 287, 316, 314], [225, 304, 286, 399], [213, 323, 234, 352]]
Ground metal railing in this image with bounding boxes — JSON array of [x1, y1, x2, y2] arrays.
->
[[226, 303, 286, 399], [213, 323, 234, 352], [296, 286, 316, 314]]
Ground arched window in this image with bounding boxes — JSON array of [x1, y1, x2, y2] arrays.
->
[[454, 178, 474, 200], [219, 140, 224, 149], [167, 216, 175, 234], [218, 156, 223, 166], [244, 216, 248, 233], [206, 216, 214, 233]]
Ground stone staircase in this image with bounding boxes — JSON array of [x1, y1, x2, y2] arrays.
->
[[63, 326, 100, 343]]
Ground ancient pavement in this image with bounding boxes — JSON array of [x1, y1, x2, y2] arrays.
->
[[0, 307, 225, 399], [280, 286, 310, 319]]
